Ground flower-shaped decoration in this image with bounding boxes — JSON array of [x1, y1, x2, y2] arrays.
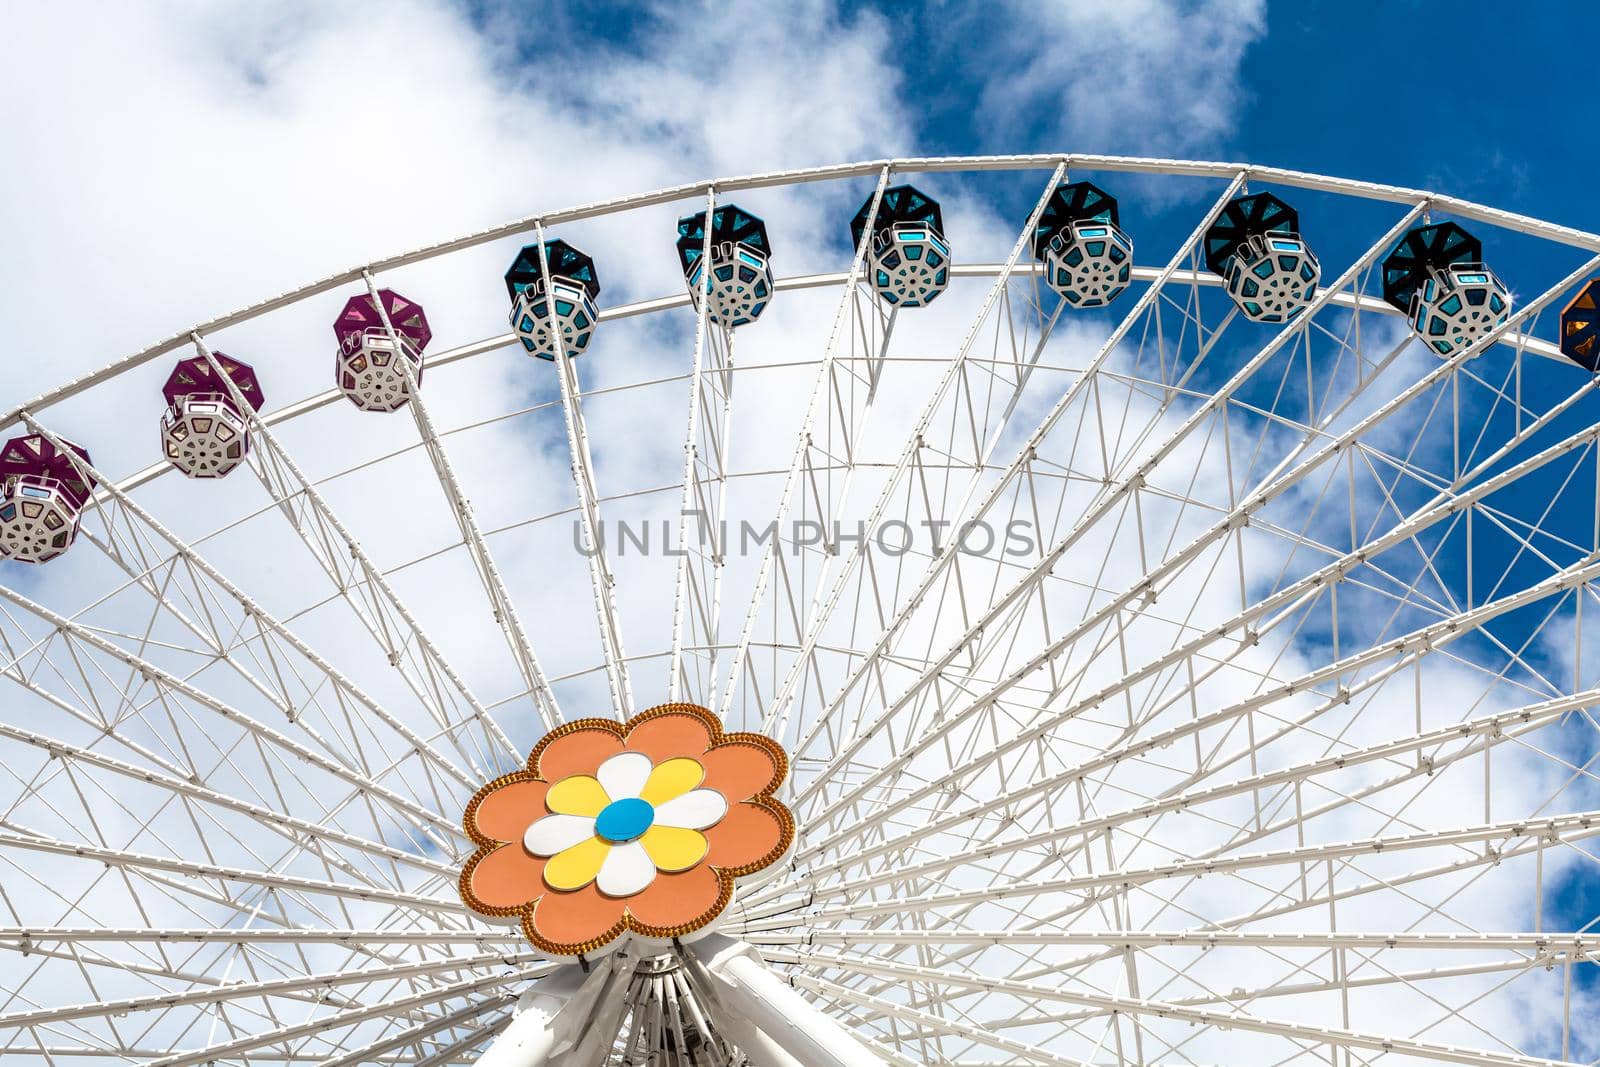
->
[[459, 702, 793, 956]]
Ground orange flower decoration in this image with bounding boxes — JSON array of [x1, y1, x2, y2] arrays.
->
[[459, 702, 793, 956]]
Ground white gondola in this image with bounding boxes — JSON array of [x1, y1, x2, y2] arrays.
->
[[1043, 219, 1133, 308], [337, 326, 424, 410], [0, 474, 82, 563], [1222, 230, 1321, 323], [1410, 261, 1512, 357], [869, 221, 950, 308], [511, 276, 600, 359], [161, 393, 251, 477], [687, 239, 773, 327]]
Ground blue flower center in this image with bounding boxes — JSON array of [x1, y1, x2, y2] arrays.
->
[[595, 797, 654, 843]]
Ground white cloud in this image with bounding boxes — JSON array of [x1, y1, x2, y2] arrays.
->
[[985, 0, 1267, 157]]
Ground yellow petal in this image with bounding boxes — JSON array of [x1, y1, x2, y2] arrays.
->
[[543, 836, 609, 890], [546, 774, 609, 817], [640, 757, 705, 806], [640, 825, 708, 872]]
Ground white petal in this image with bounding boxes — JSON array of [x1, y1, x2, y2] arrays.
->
[[523, 813, 595, 857], [597, 840, 656, 897], [596, 750, 652, 802], [652, 788, 728, 831]]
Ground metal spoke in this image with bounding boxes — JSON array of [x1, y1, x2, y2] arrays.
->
[[767, 162, 1071, 745], [719, 165, 894, 730], [534, 225, 635, 718]]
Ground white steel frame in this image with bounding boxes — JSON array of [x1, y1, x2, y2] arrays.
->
[[1, 156, 1598, 1065]]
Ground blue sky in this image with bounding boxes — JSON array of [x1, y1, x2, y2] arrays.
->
[[495, 1, 1591, 229], [452, 0, 1598, 338], [899, 1, 1583, 222]]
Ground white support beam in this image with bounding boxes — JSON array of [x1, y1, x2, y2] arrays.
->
[[757, 807, 1600, 925], [0, 716, 461, 876], [144, 966, 542, 1067], [413, 1013, 515, 1067], [668, 186, 735, 707], [787, 195, 1421, 778], [784, 171, 1255, 820], [0, 927, 525, 945], [782, 674, 1600, 900], [16, 413, 482, 802], [188, 335, 516, 765], [321, 994, 515, 1067], [773, 393, 1600, 880], [784, 251, 1600, 855], [790, 970, 1084, 1067], [686, 935, 893, 1067], [0, 584, 464, 850], [0, 950, 532, 1030], [718, 165, 894, 729], [536, 225, 634, 718], [764, 929, 1600, 954], [0, 827, 463, 916], [766, 161, 1070, 742]]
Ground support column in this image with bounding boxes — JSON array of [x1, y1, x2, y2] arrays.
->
[[686, 935, 888, 1067], [478, 953, 634, 1067]]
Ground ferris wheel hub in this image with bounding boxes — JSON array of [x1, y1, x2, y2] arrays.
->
[[461, 703, 793, 959]]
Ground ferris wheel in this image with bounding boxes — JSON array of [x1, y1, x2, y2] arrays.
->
[[2, 153, 1599, 1065]]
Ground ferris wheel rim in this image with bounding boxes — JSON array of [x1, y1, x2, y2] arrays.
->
[[7, 150, 1599, 438]]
